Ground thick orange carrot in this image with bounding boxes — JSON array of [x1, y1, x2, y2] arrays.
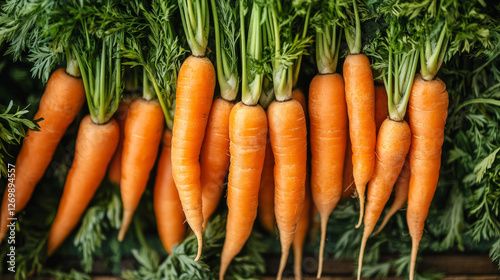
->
[[257, 135, 275, 234], [118, 98, 164, 241], [154, 130, 186, 254], [219, 102, 267, 279], [47, 115, 119, 255], [375, 85, 388, 132], [171, 55, 216, 261], [357, 119, 411, 280], [0, 68, 85, 242], [341, 134, 355, 202], [293, 167, 311, 280], [343, 53, 376, 228], [268, 99, 308, 280], [200, 97, 234, 228], [107, 97, 133, 184], [374, 155, 410, 235], [309, 73, 347, 276], [407, 74, 448, 280]]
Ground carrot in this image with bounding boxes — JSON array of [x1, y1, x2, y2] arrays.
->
[[407, 74, 448, 280], [374, 155, 410, 235], [0, 67, 85, 242], [154, 130, 186, 254], [257, 135, 275, 233], [375, 85, 388, 132], [47, 115, 119, 255], [293, 167, 311, 280], [107, 97, 133, 184], [341, 135, 355, 202], [292, 88, 307, 112], [118, 97, 164, 241]]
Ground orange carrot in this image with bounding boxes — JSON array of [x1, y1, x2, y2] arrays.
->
[[200, 98, 234, 228], [309, 73, 347, 276], [292, 88, 307, 112], [154, 130, 186, 254], [219, 102, 267, 279], [0, 68, 85, 242], [47, 115, 119, 255], [269, 99, 308, 280], [293, 166, 311, 280], [375, 85, 388, 132], [407, 74, 448, 280], [374, 155, 411, 235], [118, 98, 164, 241], [107, 97, 134, 184], [257, 135, 275, 233], [341, 134, 355, 202]]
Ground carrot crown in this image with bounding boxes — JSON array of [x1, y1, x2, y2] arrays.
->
[[178, 0, 210, 57], [312, 1, 342, 75], [340, 0, 365, 55], [211, 0, 240, 102]]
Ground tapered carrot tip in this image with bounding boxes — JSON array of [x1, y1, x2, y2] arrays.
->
[[194, 230, 203, 262], [355, 192, 365, 228], [316, 218, 328, 279], [118, 209, 134, 242], [373, 210, 394, 235], [276, 247, 290, 280], [409, 237, 420, 280], [219, 259, 229, 280], [357, 232, 369, 280]]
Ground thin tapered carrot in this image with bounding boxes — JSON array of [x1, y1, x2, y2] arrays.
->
[[219, 102, 268, 279], [375, 85, 388, 132], [341, 134, 355, 202], [48, 115, 119, 255], [118, 98, 164, 241], [407, 74, 448, 280], [257, 135, 275, 234], [154, 130, 186, 254], [0, 68, 85, 242], [200, 97, 234, 228], [374, 155, 410, 235], [293, 166, 311, 280]]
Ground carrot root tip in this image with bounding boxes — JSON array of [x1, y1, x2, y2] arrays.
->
[[277, 247, 290, 280], [409, 237, 420, 280], [194, 230, 203, 262], [317, 217, 328, 279], [118, 209, 134, 242]]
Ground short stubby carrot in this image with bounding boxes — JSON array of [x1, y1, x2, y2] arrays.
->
[[200, 97, 234, 228], [154, 130, 186, 254], [375, 85, 388, 132], [374, 155, 411, 235], [118, 98, 164, 241], [0, 68, 85, 242], [47, 115, 119, 255], [407, 74, 448, 280], [171, 55, 216, 261], [268, 99, 308, 280], [357, 119, 411, 280], [293, 167, 311, 280], [257, 135, 275, 233], [343, 53, 376, 228], [341, 134, 355, 202], [108, 97, 134, 184], [219, 102, 267, 279], [309, 73, 347, 276]]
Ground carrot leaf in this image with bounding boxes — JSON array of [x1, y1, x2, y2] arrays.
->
[[178, 0, 210, 57], [311, 0, 342, 74]]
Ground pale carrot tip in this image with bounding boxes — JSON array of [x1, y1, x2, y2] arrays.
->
[[194, 230, 203, 262], [118, 209, 134, 242], [277, 247, 290, 280]]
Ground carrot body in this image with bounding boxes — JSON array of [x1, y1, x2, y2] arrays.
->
[[257, 136, 275, 233], [407, 74, 448, 280], [200, 97, 234, 228], [292, 88, 307, 112], [293, 168, 311, 280], [171, 55, 216, 261], [308, 73, 347, 277], [268, 99, 308, 280], [219, 102, 267, 279], [0, 68, 85, 242], [154, 130, 186, 254], [118, 98, 164, 241], [47, 115, 119, 255], [357, 119, 411, 280], [343, 54, 376, 228], [341, 135, 355, 202], [374, 85, 388, 132], [107, 97, 133, 184], [374, 155, 410, 235]]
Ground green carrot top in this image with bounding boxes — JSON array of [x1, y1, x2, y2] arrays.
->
[[312, 0, 342, 74], [178, 0, 210, 57]]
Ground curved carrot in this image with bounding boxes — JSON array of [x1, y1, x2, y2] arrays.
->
[[257, 135, 275, 234], [375, 85, 388, 132], [341, 134, 355, 202], [0, 68, 85, 242], [107, 97, 134, 184], [171, 55, 215, 261], [374, 155, 410, 235], [293, 166, 311, 280], [309, 73, 347, 275], [200, 97, 234, 228], [47, 115, 119, 255], [407, 74, 448, 280], [219, 102, 267, 279], [154, 130, 186, 254], [343, 53, 376, 228], [357, 119, 411, 279], [268, 99, 308, 280], [118, 98, 164, 241]]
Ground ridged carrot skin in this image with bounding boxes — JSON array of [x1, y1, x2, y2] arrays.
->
[[374, 85, 388, 132], [357, 119, 411, 280], [118, 98, 164, 241], [257, 136, 275, 233], [407, 74, 448, 280], [47, 115, 119, 255], [341, 135, 355, 202], [219, 102, 268, 280], [0, 68, 85, 242], [374, 155, 410, 235], [268, 99, 308, 280], [108, 97, 134, 184], [200, 97, 234, 228], [308, 73, 347, 276], [154, 130, 186, 254], [293, 168, 311, 280], [171, 55, 216, 261], [343, 54, 376, 228]]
